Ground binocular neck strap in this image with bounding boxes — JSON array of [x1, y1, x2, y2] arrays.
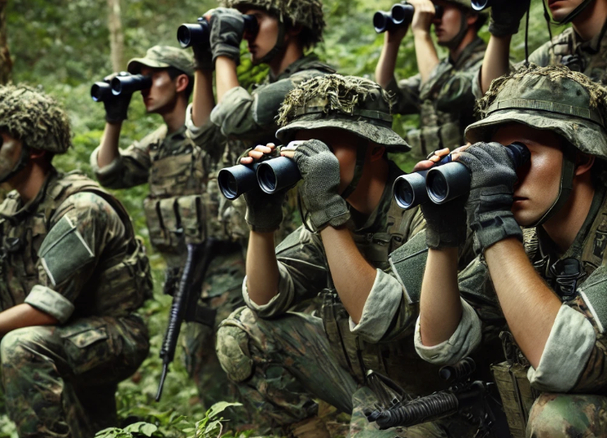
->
[[255, 22, 287, 66], [340, 143, 367, 200], [0, 145, 30, 185], [532, 147, 577, 228]]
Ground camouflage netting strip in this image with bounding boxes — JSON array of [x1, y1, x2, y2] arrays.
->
[[277, 74, 394, 126], [220, 0, 325, 43], [477, 64, 607, 118], [0, 84, 72, 154]]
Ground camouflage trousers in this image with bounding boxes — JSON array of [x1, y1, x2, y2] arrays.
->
[[0, 315, 149, 438], [526, 393, 607, 437], [216, 307, 461, 437], [180, 248, 246, 410]]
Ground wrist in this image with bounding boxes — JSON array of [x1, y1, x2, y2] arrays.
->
[[411, 28, 432, 39]]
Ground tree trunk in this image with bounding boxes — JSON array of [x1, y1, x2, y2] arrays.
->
[[107, 0, 125, 72], [0, 0, 12, 84]]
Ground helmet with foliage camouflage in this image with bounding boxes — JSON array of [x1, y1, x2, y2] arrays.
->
[[466, 64, 607, 160], [220, 0, 325, 46], [276, 74, 410, 152], [0, 84, 71, 154]]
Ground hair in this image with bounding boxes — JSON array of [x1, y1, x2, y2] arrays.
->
[[166, 67, 194, 101]]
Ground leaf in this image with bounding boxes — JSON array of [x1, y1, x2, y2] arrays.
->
[[206, 402, 242, 420], [140, 424, 158, 437]]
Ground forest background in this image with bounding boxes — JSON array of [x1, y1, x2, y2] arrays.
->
[[0, 1, 560, 436]]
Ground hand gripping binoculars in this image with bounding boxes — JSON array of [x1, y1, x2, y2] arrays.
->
[[218, 156, 301, 200], [393, 142, 529, 210], [374, 2, 443, 33], [177, 14, 258, 48], [90, 73, 152, 101]]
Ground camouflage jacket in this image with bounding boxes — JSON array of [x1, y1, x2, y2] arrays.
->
[[0, 170, 152, 324], [528, 18, 607, 84], [387, 37, 486, 155], [241, 162, 451, 394], [91, 124, 234, 262], [417, 187, 607, 394]]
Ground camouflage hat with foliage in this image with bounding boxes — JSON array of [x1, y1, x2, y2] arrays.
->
[[276, 74, 409, 152], [466, 64, 607, 160], [128, 45, 194, 77], [0, 85, 71, 154], [220, 0, 325, 45]]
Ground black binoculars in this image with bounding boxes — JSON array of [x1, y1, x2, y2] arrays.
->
[[470, 0, 503, 11], [393, 142, 529, 210], [110, 73, 153, 96], [218, 156, 301, 200], [374, 3, 443, 33], [90, 82, 113, 102], [177, 14, 258, 48]]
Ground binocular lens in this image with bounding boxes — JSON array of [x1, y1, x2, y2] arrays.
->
[[111, 79, 123, 95], [426, 171, 449, 204], [393, 172, 428, 210], [426, 162, 471, 205], [471, 0, 490, 11], [177, 25, 193, 47], [218, 171, 239, 200], [257, 166, 278, 194], [256, 157, 300, 195]]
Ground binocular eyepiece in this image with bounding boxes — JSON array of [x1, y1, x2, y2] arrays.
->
[[218, 156, 301, 200], [177, 14, 258, 48], [374, 3, 443, 33], [110, 73, 153, 96], [90, 82, 113, 102], [393, 142, 529, 210]]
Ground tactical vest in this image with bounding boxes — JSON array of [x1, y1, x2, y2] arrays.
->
[[142, 125, 227, 258], [0, 171, 152, 318], [548, 27, 607, 84], [406, 38, 486, 157]]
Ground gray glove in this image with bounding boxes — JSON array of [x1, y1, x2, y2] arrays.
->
[[209, 8, 245, 65], [244, 187, 285, 233], [103, 72, 132, 123], [192, 41, 214, 71], [458, 142, 523, 253], [420, 192, 468, 249], [488, 0, 529, 37], [292, 139, 350, 232]]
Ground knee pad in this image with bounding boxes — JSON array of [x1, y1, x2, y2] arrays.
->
[[216, 324, 253, 383]]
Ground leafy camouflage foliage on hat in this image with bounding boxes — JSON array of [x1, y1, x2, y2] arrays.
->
[[0, 84, 71, 154], [220, 0, 325, 45]]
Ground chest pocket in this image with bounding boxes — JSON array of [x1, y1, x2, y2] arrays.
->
[[149, 152, 201, 197]]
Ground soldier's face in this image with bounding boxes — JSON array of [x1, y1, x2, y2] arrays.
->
[[243, 8, 280, 63], [139, 67, 178, 114], [491, 123, 564, 227], [548, 0, 586, 22], [0, 132, 25, 184], [433, 1, 464, 45]]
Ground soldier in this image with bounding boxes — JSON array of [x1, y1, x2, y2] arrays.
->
[[478, 0, 607, 93], [0, 85, 152, 437], [89, 46, 243, 407], [375, 0, 487, 157], [215, 74, 486, 437], [416, 65, 607, 437]]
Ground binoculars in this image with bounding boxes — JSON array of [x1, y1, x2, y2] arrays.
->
[[90, 73, 152, 102], [393, 142, 529, 210], [470, 0, 503, 11], [218, 156, 301, 200], [90, 82, 113, 102], [374, 3, 443, 33], [177, 14, 258, 48]]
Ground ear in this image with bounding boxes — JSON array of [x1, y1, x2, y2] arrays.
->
[[575, 152, 595, 176], [29, 148, 46, 160], [175, 74, 190, 94], [286, 23, 303, 37], [369, 145, 386, 162], [466, 12, 479, 27]]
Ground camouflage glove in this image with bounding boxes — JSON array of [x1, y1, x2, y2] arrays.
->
[[458, 142, 522, 253], [244, 187, 285, 233], [488, 0, 529, 37], [420, 194, 468, 249], [192, 42, 214, 71], [103, 72, 132, 123], [292, 139, 350, 232], [209, 8, 245, 65]]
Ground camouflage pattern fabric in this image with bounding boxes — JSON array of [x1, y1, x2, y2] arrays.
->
[[0, 170, 151, 437], [90, 122, 247, 408], [127, 45, 194, 76], [386, 37, 486, 157]]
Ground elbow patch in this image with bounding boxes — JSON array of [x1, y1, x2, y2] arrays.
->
[[389, 231, 428, 304], [39, 215, 95, 286]]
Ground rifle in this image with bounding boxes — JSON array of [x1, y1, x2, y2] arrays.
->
[[365, 358, 510, 438], [155, 238, 217, 401]]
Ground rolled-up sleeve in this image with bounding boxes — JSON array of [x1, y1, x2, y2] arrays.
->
[[25, 284, 76, 324], [243, 262, 296, 318]]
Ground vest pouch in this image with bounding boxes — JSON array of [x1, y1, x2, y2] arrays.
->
[[149, 153, 195, 197], [491, 361, 539, 438], [438, 120, 463, 151], [405, 129, 424, 157], [143, 198, 169, 250], [59, 318, 115, 375], [176, 194, 205, 245]]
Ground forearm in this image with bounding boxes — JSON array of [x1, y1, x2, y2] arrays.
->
[[413, 31, 439, 84], [419, 247, 462, 346], [215, 57, 240, 102], [245, 230, 280, 306], [0, 303, 58, 338], [97, 123, 122, 168], [321, 226, 377, 324], [375, 33, 403, 88], [480, 35, 512, 94], [191, 69, 215, 128], [484, 237, 561, 368]]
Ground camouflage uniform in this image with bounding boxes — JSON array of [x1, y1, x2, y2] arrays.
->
[[90, 46, 244, 407], [0, 85, 152, 438], [386, 0, 487, 157], [216, 75, 481, 437], [414, 66, 607, 437]]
